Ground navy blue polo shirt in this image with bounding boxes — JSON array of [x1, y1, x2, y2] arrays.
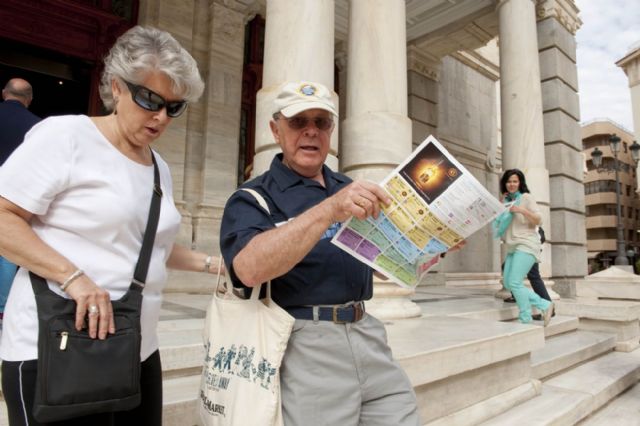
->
[[220, 154, 373, 308]]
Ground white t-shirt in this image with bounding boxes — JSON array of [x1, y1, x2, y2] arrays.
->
[[0, 115, 182, 361]]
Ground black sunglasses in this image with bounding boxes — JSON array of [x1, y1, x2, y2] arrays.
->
[[274, 113, 334, 131], [123, 80, 188, 118]]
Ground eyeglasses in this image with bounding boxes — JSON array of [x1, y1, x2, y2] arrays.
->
[[274, 114, 334, 131], [122, 80, 188, 118]]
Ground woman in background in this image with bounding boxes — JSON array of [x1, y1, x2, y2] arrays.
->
[[494, 169, 553, 326]]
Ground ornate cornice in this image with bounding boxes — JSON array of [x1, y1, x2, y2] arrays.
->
[[535, 0, 582, 35], [616, 45, 640, 87], [450, 49, 500, 82], [407, 46, 441, 82]]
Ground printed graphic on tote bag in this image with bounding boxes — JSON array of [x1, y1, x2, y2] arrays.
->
[[201, 342, 279, 417]]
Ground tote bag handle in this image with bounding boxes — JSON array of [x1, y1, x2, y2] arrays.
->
[[216, 187, 274, 301]]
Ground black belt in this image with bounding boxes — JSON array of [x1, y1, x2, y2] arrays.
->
[[286, 301, 365, 323]]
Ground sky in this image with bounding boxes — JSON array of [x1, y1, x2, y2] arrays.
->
[[575, 0, 640, 133]]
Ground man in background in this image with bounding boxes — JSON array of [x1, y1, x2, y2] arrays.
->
[[0, 78, 41, 325], [1, 78, 40, 163]]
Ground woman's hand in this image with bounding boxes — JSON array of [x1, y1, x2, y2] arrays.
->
[[509, 204, 541, 225], [64, 275, 115, 340], [167, 245, 225, 275], [212, 259, 226, 275], [450, 240, 467, 252], [509, 204, 524, 214]]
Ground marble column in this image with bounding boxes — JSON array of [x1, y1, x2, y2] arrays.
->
[[342, 0, 419, 319], [536, 0, 586, 297], [616, 45, 640, 193], [497, 0, 551, 292], [140, 0, 250, 292], [253, 0, 337, 176]]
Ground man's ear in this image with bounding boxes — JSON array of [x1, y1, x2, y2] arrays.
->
[[269, 120, 281, 145]]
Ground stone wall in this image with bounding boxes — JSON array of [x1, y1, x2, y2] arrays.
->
[[537, 15, 588, 296], [414, 56, 502, 275]]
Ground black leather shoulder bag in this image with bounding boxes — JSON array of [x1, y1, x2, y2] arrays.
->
[[29, 153, 162, 422]]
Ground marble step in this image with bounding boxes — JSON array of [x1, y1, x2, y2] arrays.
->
[[578, 381, 640, 425], [542, 315, 579, 338], [414, 289, 520, 321], [158, 325, 204, 378], [163, 374, 201, 426], [507, 315, 579, 338], [480, 350, 640, 425], [388, 315, 544, 423], [0, 401, 6, 426], [389, 315, 544, 387], [531, 330, 616, 380]]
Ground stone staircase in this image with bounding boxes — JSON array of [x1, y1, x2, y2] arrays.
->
[[0, 285, 638, 425], [408, 287, 640, 425]]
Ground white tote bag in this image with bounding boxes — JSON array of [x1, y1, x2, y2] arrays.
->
[[199, 189, 295, 426]]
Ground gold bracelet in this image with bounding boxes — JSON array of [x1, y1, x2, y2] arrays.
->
[[60, 269, 84, 292], [204, 255, 212, 273]]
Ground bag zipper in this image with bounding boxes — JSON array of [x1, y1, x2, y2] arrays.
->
[[59, 331, 69, 351]]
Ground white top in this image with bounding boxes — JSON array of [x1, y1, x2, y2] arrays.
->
[[0, 115, 181, 361], [504, 193, 542, 262]]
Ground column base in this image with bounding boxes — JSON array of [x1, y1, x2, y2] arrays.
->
[[367, 281, 422, 320], [495, 287, 511, 300]]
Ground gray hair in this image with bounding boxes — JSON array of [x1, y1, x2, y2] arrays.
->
[[99, 26, 204, 111]]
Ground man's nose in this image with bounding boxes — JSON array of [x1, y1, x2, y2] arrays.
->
[[302, 121, 320, 135]]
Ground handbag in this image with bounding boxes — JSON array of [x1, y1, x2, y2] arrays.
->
[[538, 226, 546, 244], [29, 153, 163, 422], [199, 188, 295, 426]]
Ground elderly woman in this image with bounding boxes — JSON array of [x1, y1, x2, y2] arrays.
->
[[494, 169, 554, 326], [0, 26, 220, 425]]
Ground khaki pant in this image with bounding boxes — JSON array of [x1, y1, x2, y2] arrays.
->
[[281, 313, 420, 426]]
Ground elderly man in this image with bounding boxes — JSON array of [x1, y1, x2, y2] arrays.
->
[[220, 81, 420, 425], [0, 78, 40, 326], [0, 78, 40, 164]]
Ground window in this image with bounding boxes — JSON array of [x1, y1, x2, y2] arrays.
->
[[584, 180, 619, 195], [628, 206, 633, 218], [627, 185, 632, 196]]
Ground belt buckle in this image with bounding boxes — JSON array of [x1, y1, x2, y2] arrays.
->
[[332, 305, 347, 324], [353, 302, 364, 322]]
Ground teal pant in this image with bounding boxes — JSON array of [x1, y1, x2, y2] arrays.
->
[[503, 250, 551, 323]]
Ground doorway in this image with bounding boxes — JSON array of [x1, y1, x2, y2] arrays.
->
[[0, 39, 93, 119]]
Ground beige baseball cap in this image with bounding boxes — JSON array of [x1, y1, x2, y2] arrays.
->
[[273, 81, 337, 118]]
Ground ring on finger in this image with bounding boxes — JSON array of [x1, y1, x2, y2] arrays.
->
[[88, 305, 99, 315]]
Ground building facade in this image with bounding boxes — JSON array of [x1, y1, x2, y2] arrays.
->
[[0, 0, 588, 298], [582, 120, 640, 272]]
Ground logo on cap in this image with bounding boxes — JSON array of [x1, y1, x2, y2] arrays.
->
[[299, 84, 316, 96]]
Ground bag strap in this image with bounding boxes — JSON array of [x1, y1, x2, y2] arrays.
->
[[240, 188, 270, 213], [130, 152, 162, 292], [221, 188, 272, 300]]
